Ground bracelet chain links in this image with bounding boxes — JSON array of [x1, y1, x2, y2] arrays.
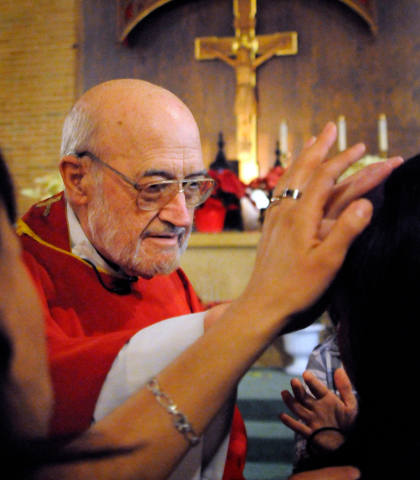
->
[[147, 378, 200, 446]]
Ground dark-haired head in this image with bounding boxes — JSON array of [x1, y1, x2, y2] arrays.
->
[[323, 155, 420, 476], [329, 155, 420, 388], [0, 149, 17, 225], [294, 157, 420, 477]]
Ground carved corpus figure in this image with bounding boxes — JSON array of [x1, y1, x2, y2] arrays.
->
[[195, 0, 297, 182]]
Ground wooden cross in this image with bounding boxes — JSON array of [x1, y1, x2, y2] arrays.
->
[[195, 0, 297, 182]]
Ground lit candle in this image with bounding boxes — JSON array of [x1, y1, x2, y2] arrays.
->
[[279, 120, 288, 155], [337, 115, 347, 152], [378, 113, 388, 153]]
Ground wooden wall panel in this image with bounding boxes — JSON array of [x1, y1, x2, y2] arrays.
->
[[81, 0, 420, 174]]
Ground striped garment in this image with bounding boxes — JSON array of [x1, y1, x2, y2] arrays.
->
[[293, 332, 357, 466]]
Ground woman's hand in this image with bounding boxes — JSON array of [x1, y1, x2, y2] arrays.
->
[[241, 122, 402, 330]]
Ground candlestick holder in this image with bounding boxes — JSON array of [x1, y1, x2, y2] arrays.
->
[[280, 152, 289, 166], [274, 141, 282, 167], [274, 141, 290, 168]]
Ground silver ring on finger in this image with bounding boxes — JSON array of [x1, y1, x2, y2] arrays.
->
[[269, 188, 303, 207]]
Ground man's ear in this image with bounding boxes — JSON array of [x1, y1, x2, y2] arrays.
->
[[59, 155, 89, 205]]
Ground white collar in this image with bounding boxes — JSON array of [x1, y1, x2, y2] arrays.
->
[[66, 201, 120, 276]]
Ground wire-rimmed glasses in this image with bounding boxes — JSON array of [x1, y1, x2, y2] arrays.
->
[[76, 151, 215, 211]]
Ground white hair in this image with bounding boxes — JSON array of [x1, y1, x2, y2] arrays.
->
[[60, 102, 103, 198], [60, 102, 97, 157]]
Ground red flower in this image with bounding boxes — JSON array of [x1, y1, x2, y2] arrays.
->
[[248, 165, 285, 192], [248, 177, 266, 190], [208, 169, 246, 199]]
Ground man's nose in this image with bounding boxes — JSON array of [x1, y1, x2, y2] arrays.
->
[[158, 189, 193, 227]]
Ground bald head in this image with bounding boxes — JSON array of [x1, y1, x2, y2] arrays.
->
[[61, 79, 201, 160]]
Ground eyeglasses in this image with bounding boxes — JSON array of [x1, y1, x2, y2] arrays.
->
[[76, 151, 215, 211]]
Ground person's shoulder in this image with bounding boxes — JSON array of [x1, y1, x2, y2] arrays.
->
[[21, 192, 65, 224], [18, 193, 70, 252]]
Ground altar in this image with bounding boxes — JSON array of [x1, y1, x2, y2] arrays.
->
[[181, 231, 259, 301], [181, 231, 290, 367]]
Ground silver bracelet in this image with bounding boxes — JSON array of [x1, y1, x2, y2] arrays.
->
[[146, 378, 200, 446]]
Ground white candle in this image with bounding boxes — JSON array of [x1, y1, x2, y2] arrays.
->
[[378, 114, 388, 152], [279, 120, 288, 154], [337, 115, 347, 152]]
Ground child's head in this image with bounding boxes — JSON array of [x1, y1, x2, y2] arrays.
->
[[329, 154, 420, 391]]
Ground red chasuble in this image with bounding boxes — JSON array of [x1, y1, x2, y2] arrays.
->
[[18, 193, 246, 480]]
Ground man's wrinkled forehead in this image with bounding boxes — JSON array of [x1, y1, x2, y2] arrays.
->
[[94, 89, 199, 142], [88, 89, 204, 179], [132, 148, 205, 178], [96, 112, 202, 162]]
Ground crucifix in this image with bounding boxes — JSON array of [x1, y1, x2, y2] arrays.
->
[[195, 0, 298, 183]]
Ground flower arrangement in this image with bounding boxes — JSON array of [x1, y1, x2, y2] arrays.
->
[[21, 171, 64, 201], [208, 168, 247, 203], [195, 168, 247, 232], [194, 132, 250, 232], [248, 164, 285, 195]]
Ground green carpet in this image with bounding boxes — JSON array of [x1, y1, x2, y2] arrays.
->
[[237, 368, 297, 480]]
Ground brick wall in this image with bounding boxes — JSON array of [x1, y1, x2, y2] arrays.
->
[[0, 0, 78, 213]]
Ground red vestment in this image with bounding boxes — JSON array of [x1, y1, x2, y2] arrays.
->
[[18, 193, 247, 479]]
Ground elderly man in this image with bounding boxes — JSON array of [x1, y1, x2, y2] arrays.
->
[[18, 79, 246, 479], [0, 134, 374, 480], [17, 79, 401, 480]]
